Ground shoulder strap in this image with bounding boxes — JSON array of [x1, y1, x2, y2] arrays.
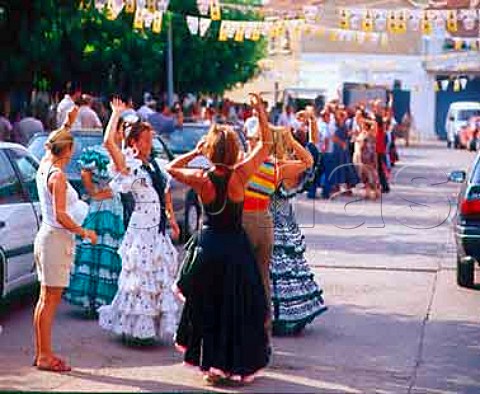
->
[[46, 167, 61, 184]]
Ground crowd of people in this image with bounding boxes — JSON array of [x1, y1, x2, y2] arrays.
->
[[21, 81, 400, 385]]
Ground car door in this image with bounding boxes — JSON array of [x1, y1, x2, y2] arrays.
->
[[0, 149, 38, 284]]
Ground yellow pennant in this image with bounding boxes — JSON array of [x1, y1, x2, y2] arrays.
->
[[210, 0, 221, 21], [434, 81, 439, 92], [447, 10, 457, 33], [387, 11, 396, 33], [471, 40, 478, 51], [147, 0, 156, 13], [234, 23, 245, 42], [251, 28, 261, 41], [218, 22, 228, 41], [453, 79, 460, 92], [454, 39, 463, 51], [316, 27, 325, 37], [395, 11, 407, 34], [152, 11, 163, 33], [105, 0, 115, 20], [125, 0, 135, 13], [329, 30, 338, 41], [362, 14, 374, 33], [133, 8, 144, 29], [339, 10, 350, 30], [421, 18, 432, 35]]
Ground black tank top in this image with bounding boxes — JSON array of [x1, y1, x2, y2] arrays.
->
[[202, 170, 243, 232]]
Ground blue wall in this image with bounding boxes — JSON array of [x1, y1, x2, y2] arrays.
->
[[435, 77, 480, 139]]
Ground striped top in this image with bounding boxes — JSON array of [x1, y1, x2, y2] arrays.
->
[[244, 159, 277, 212]]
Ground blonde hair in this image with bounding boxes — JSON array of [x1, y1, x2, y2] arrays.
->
[[270, 125, 288, 160], [45, 126, 74, 156], [204, 124, 240, 167]]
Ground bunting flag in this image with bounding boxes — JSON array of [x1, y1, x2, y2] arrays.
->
[[362, 11, 374, 33], [133, 6, 144, 29], [234, 23, 245, 42], [339, 9, 350, 30], [143, 9, 154, 28], [210, 0, 221, 21], [218, 21, 228, 41], [421, 14, 432, 35], [152, 10, 163, 33], [186, 15, 199, 35], [197, 0, 209, 16], [146, 0, 155, 13], [303, 5, 319, 25], [125, 0, 135, 13], [447, 10, 458, 33], [199, 17, 211, 37]]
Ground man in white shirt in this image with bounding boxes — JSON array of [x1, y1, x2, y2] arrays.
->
[[277, 104, 300, 130], [137, 92, 156, 121], [73, 95, 102, 129], [307, 111, 335, 199], [56, 83, 81, 127]]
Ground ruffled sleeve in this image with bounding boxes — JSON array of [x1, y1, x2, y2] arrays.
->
[[108, 148, 143, 194], [78, 146, 110, 178]]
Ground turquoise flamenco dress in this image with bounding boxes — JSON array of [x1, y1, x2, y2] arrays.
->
[[64, 146, 125, 315], [269, 182, 327, 336]]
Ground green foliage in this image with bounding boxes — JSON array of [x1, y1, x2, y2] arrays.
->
[[0, 0, 266, 98]]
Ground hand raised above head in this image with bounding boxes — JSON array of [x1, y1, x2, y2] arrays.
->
[[248, 93, 263, 109], [110, 97, 127, 115]]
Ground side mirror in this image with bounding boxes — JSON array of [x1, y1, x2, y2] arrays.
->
[[449, 170, 467, 183], [449, 116, 455, 122]]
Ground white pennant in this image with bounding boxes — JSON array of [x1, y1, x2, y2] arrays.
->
[[303, 5, 318, 24], [157, 1, 170, 13], [197, 0, 209, 16], [199, 17, 212, 37], [186, 16, 199, 35], [94, 0, 107, 11]]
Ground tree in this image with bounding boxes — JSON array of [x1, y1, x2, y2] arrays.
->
[[0, 0, 266, 105]]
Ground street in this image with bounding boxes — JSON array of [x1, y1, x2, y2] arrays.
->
[[1, 141, 480, 393]]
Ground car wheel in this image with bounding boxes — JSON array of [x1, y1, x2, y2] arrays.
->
[[457, 255, 475, 288], [447, 139, 452, 149], [184, 194, 201, 242], [454, 135, 460, 149]]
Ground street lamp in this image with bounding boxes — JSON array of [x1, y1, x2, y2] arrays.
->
[[167, 12, 174, 107]]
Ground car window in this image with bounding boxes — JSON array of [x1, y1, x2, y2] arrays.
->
[[458, 109, 480, 122], [152, 137, 170, 161], [29, 134, 104, 178], [163, 127, 209, 154], [8, 149, 39, 202], [0, 150, 28, 205]]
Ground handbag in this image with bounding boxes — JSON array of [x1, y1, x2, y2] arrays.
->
[[176, 231, 203, 298]]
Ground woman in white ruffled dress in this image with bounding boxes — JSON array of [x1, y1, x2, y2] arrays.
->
[[98, 99, 180, 343]]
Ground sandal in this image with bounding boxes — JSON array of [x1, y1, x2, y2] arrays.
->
[[36, 357, 71, 373]]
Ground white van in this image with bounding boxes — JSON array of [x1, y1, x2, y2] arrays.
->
[[446, 102, 480, 148]]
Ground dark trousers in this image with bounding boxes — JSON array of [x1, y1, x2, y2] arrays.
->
[[377, 153, 390, 193]]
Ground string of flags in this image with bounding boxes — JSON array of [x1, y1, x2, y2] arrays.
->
[[434, 77, 470, 92], [337, 8, 480, 35]]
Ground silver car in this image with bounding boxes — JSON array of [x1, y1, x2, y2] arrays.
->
[[0, 143, 41, 300]]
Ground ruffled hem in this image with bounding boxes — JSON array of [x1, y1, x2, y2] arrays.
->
[[273, 306, 328, 336], [98, 305, 177, 342]]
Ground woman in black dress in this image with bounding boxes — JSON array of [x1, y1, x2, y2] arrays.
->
[[166, 94, 272, 385]]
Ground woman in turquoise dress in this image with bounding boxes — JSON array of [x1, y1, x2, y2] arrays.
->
[[270, 128, 327, 336], [64, 145, 125, 317]]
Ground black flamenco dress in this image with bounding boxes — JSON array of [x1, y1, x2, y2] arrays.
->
[[174, 170, 270, 378]]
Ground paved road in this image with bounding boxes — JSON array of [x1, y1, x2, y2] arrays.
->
[[1, 141, 480, 393]]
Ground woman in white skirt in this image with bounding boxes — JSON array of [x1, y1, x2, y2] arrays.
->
[[98, 98, 180, 344], [33, 106, 97, 372]]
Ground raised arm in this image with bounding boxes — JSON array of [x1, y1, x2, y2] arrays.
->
[[165, 142, 207, 195], [103, 98, 127, 174], [277, 129, 314, 188], [234, 94, 273, 184]]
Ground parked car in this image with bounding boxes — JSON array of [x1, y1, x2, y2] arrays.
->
[[449, 160, 480, 287], [28, 129, 200, 241], [0, 142, 41, 300], [446, 102, 480, 149]]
